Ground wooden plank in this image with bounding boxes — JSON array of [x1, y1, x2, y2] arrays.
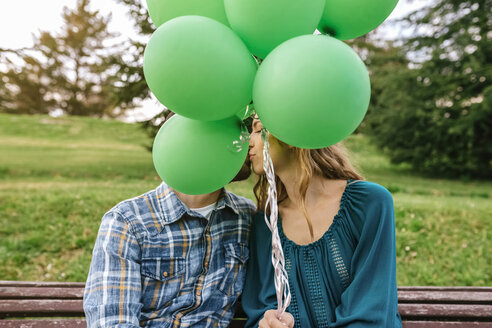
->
[[398, 287, 492, 293], [399, 291, 492, 304], [403, 321, 492, 327], [0, 287, 84, 299], [0, 282, 85, 288], [399, 289, 492, 304], [399, 304, 492, 319], [0, 300, 84, 317], [0, 319, 86, 328]]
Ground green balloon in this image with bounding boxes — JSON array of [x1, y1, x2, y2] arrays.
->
[[146, 0, 230, 28], [152, 115, 248, 195], [318, 0, 399, 40], [224, 0, 325, 59], [143, 16, 257, 121], [253, 35, 370, 149]]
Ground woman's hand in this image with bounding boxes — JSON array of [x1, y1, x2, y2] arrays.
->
[[258, 310, 295, 328]]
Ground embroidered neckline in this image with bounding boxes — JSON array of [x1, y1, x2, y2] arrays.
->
[[278, 179, 355, 249]]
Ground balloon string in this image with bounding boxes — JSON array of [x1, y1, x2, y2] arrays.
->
[[261, 127, 291, 319]]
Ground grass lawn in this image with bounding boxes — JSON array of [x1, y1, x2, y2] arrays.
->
[[0, 113, 491, 285]]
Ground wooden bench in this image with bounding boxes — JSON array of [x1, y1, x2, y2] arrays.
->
[[1, 281, 491, 327]]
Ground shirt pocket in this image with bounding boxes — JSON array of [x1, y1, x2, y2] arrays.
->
[[140, 257, 185, 309], [218, 243, 249, 297]]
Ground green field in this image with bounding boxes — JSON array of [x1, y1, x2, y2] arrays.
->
[[0, 113, 491, 285]]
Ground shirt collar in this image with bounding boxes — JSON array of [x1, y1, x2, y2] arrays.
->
[[156, 181, 239, 225], [216, 188, 240, 215]]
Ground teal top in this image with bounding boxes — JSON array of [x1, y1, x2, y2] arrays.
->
[[242, 180, 402, 328]]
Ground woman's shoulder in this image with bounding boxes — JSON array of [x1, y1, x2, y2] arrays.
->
[[345, 180, 394, 211], [341, 180, 396, 235], [348, 180, 393, 200]]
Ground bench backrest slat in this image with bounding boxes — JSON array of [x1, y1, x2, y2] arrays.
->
[[0, 300, 84, 317], [0, 282, 85, 288], [399, 303, 492, 320], [403, 322, 492, 328], [0, 287, 83, 299], [398, 289, 492, 304], [0, 319, 86, 328]]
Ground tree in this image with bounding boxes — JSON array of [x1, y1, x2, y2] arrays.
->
[[110, 0, 155, 111], [108, 0, 163, 145], [112, 0, 167, 145], [0, 48, 55, 114], [363, 0, 492, 178], [0, 0, 129, 117]]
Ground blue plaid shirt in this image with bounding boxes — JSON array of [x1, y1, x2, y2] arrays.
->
[[84, 182, 256, 327]]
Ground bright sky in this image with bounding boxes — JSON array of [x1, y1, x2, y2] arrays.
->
[[0, 0, 430, 121], [0, 0, 139, 49]]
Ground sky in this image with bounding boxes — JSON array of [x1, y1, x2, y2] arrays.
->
[[0, 0, 430, 121]]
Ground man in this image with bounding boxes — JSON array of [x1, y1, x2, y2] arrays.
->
[[83, 115, 255, 327]]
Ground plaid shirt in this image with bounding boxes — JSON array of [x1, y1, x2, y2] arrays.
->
[[84, 182, 256, 328]]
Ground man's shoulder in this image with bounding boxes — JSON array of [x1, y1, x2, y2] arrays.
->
[[104, 183, 166, 236], [224, 190, 257, 214]]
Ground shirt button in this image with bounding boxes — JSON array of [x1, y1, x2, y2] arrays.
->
[[163, 271, 168, 277]]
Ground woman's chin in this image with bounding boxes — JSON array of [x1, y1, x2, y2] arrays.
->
[[252, 165, 265, 176]]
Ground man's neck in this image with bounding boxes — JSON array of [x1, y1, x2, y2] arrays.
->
[[173, 189, 222, 209]]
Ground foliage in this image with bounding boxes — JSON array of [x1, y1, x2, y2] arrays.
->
[[362, 0, 492, 179], [112, 0, 174, 139], [108, 0, 155, 112], [112, 0, 160, 112], [0, 0, 129, 117]]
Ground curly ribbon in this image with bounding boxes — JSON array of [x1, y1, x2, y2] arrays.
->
[[261, 127, 291, 319], [243, 104, 255, 120], [228, 122, 250, 153]]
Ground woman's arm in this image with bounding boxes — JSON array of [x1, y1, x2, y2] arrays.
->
[[242, 212, 280, 328], [332, 185, 401, 327]]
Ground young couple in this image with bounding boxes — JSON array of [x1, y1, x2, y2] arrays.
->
[[84, 116, 401, 327]]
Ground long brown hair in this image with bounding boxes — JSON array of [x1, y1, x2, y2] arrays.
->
[[253, 139, 363, 239]]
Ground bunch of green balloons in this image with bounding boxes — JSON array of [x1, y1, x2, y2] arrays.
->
[[144, 0, 399, 194]]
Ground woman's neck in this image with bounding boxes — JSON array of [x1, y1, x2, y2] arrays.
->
[[173, 189, 221, 209], [276, 165, 344, 210]]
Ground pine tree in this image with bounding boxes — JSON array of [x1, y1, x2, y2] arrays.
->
[[113, 0, 166, 145], [111, 0, 154, 110], [0, 0, 129, 117], [0, 48, 55, 114]]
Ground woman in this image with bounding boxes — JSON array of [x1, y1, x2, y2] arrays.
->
[[242, 117, 402, 328]]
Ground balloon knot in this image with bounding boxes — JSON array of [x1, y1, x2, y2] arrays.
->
[[321, 26, 337, 37]]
